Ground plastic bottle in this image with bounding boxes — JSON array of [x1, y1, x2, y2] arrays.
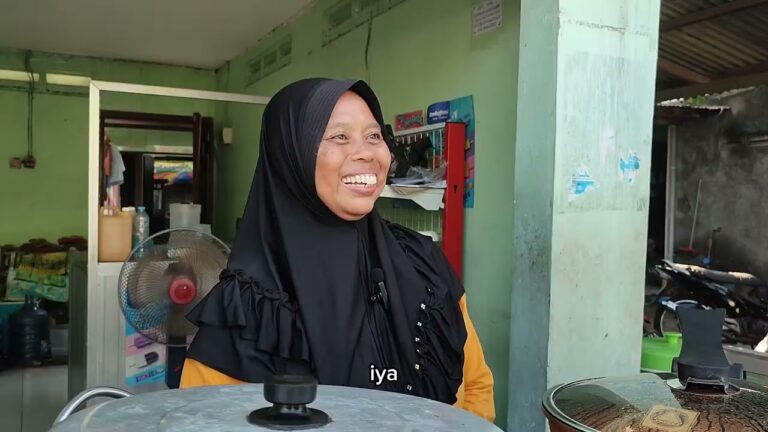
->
[[134, 206, 151, 257]]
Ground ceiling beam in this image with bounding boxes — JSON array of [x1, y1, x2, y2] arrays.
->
[[658, 58, 711, 83], [656, 69, 768, 102], [660, 0, 768, 32], [721, 59, 768, 78]]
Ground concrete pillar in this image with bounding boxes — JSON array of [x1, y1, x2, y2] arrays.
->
[[508, 1, 660, 430]]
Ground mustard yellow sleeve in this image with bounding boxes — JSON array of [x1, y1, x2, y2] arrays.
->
[[180, 358, 245, 388], [454, 294, 496, 422], [180, 299, 495, 422]]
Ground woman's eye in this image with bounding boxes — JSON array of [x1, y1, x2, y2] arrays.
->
[[330, 134, 348, 141], [367, 133, 383, 141]]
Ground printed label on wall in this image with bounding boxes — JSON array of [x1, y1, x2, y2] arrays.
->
[[472, 0, 503, 36]]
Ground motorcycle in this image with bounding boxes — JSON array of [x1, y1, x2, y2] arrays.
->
[[651, 260, 768, 347]]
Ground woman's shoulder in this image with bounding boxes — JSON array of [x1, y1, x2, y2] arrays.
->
[[384, 220, 438, 252], [383, 220, 452, 271], [384, 219, 465, 306]]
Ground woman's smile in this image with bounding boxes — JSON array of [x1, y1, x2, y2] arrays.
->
[[341, 173, 380, 195]]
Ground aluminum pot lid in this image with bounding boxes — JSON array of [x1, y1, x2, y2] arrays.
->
[[50, 384, 502, 432], [543, 372, 768, 431]]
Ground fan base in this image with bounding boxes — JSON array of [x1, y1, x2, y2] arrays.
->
[[247, 406, 331, 430]]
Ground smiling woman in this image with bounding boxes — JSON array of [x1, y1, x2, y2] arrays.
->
[[179, 78, 495, 422], [315, 91, 391, 220]]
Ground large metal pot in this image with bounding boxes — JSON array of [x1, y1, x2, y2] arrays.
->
[[543, 308, 768, 431], [543, 372, 768, 431], [51, 376, 501, 431]]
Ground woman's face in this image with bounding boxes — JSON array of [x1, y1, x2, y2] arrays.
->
[[316, 91, 391, 221]]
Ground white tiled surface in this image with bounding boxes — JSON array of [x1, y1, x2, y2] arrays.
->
[[0, 365, 68, 432]]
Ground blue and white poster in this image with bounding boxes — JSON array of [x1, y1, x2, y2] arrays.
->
[[427, 101, 450, 124]]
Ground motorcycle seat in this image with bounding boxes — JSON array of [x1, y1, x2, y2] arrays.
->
[[681, 264, 763, 287]]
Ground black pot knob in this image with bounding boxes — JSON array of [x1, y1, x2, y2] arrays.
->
[[248, 375, 331, 430]]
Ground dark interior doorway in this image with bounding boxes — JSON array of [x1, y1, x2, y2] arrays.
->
[[647, 124, 669, 266]]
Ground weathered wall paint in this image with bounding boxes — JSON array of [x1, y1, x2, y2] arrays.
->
[[0, 49, 216, 245], [674, 87, 768, 280], [508, 0, 558, 429], [511, 1, 660, 430], [214, 0, 519, 426]]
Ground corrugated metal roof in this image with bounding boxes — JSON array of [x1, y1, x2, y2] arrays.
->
[[654, 104, 730, 125], [657, 99, 731, 109], [658, 0, 768, 98]]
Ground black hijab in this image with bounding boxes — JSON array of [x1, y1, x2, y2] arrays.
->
[[186, 78, 467, 404]]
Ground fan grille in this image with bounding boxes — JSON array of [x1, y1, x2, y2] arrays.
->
[[118, 229, 229, 346]]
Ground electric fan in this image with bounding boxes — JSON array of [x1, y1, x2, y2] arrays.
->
[[117, 228, 230, 388]]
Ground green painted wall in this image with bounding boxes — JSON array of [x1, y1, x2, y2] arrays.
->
[[0, 49, 216, 245], [214, 0, 519, 426]]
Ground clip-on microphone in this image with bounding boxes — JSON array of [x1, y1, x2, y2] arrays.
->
[[371, 268, 390, 310]]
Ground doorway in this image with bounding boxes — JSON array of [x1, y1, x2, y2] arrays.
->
[[101, 110, 215, 235]]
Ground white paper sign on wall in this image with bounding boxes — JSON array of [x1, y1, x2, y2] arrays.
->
[[472, 0, 503, 36]]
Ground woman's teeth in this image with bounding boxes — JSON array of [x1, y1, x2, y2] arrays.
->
[[342, 174, 377, 186]]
